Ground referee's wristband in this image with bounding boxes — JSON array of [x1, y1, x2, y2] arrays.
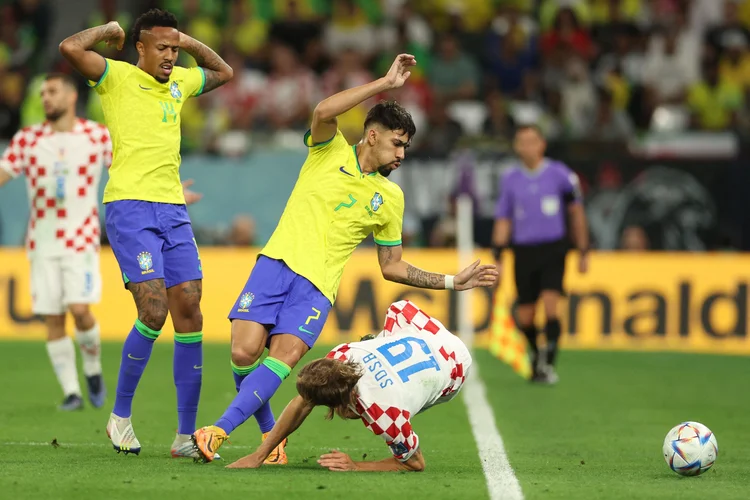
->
[[491, 244, 508, 261]]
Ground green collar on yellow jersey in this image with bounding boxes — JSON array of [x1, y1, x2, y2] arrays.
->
[[353, 145, 378, 177]]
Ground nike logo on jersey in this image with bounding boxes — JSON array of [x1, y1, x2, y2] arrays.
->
[[127, 353, 145, 360], [139, 84, 152, 90], [298, 325, 316, 335], [193, 365, 203, 370], [339, 166, 355, 177]]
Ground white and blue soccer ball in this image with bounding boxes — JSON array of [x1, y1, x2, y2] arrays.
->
[[662, 421, 718, 476]]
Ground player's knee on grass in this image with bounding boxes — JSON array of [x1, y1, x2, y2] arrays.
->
[[45, 314, 67, 341], [230, 320, 267, 367], [405, 449, 426, 472], [128, 279, 169, 331]]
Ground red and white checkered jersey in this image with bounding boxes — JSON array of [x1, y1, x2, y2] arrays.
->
[[0, 119, 111, 256], [327, 300, 472, 462]]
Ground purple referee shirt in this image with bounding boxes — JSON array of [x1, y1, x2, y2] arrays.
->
[[494, 158, 582, 245]]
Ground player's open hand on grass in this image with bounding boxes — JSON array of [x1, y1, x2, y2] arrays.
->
[[455, 259, 499, 291], [225, 452, 265, 469], [181, 179, 203, 205], [104, 21, 125, 50], [384, 54, 416, 90], [318, 450, 357, 472]]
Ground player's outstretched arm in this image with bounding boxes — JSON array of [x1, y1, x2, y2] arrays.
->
[[310, 54, 416, 144], [59, 21, 125, 82], [178, 33, 233, 94], [377, 244, 498, 291], [226, 395, 315, 469], [318, 448, 425, 472]]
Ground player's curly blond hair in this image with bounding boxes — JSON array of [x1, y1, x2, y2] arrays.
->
[[296, 358, 363, 420]]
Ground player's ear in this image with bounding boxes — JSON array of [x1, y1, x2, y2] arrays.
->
[[136, 41, 145, 57], [366, 128, 377, 147]]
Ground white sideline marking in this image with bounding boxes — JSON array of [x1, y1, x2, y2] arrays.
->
[[462, 361, 524, 500]]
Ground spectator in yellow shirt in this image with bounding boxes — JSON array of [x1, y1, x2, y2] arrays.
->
[[688, 61, 744, 131]]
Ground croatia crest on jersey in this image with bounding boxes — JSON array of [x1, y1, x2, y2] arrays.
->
[[170, 81, 182, 99], [238, 292, 254, 312], [137, 251, 154, 274], [370, 192, 384, 212]]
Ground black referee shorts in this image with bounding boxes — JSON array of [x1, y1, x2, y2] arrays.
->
[[512, 239, 568, 305]]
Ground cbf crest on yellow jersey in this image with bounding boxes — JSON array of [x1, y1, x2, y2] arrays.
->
[[88, 58, 205, 204], [261, 129, 404, 304]]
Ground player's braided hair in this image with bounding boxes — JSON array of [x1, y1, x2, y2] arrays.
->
[[296, 358, 363, 420], [364, 100, 416, 139], [131, 8, 178, 49]]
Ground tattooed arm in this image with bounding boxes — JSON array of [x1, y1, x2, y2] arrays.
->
[[59, 21, 125, 82], [376, 245, 498, 291], [178, 33, 233, 94], [378, 244, 445, 289]]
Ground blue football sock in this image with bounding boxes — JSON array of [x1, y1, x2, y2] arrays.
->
[[113, 320, 159, 418], [232, 360, 276, 434], [216, 357, 290, 435], [174, 332, 203, 435]]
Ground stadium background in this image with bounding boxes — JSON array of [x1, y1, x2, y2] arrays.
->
[[2, 0, 750, 354]]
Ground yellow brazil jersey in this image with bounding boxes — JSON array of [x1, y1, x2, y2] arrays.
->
[[261, 129, 404, 304], [88, 58, 205, 204]]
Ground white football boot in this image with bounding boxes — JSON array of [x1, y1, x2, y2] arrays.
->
[[106, 413, 141, 455]]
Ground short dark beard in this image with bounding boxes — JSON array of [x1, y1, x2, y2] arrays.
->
[[44, 109, 65, 122], [378, 165, 392, 177], [154, 74, 169, 83]]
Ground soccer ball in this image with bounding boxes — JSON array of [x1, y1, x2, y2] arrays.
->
[[662, 421, 718, 476]]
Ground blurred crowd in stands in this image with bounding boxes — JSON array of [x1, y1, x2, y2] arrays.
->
[[2, 0, 750, 156]]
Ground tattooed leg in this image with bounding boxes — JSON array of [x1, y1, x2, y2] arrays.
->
[[112, 279, 168, 420], [129, 279, 169, 330], [167, 280, 203, 333]]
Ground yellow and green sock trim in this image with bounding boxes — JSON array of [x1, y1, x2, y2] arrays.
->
[[231, 359, 261, 376], [263, 357, 291, 381], [135, 319, 161, 340], [174, 332, 203, 344]]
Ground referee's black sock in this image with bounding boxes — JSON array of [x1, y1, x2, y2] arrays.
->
[[520, 325, 539, 369], [545, 319, 561, 366]]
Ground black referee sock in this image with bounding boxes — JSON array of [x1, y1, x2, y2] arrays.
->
[[545, 319, 562, 366], [520, 325, 539, 369]]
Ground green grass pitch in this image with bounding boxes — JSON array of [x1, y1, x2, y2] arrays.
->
[[0, 341, 747, 499]]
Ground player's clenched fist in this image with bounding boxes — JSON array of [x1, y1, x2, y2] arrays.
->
[[104, 21, 125, 50]]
